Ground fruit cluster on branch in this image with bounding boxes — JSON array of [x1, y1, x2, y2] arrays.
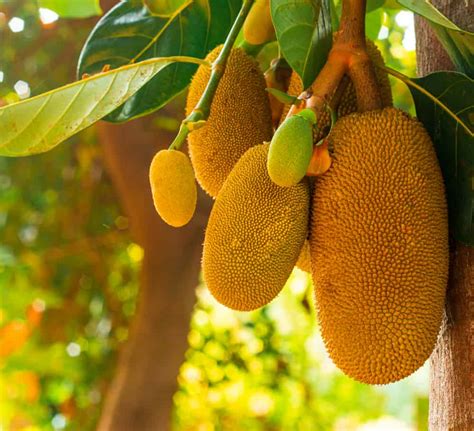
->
[[148, 0, 449, 385]]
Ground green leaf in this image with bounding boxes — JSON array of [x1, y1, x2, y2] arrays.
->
[[266, 88, 298, 104], [78, 0, 242, 123], [271, 0, 332, 89], [366, 0, 385, 12], [329, 0, 339, 31], [0, 57, 203, 157], [397, 0, 474, 77], [408, 71, 474, 245], [143, 0, 187, 16], [365, 7, 384, 41], [38, 0, 102, 18]]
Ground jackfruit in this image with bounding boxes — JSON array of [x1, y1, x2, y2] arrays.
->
[[243, 0, 275, 46], [281, 40, 392, 141], [267, 110, 315, 187], [186, 46, 273, 198], [310, 107, 448, 384], [203, 143, 310, 311], [149, 149, 197, 228]]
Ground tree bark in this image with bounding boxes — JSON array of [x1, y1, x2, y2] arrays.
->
[[96, 114, 211, 431], [415, 2, 474, 430]]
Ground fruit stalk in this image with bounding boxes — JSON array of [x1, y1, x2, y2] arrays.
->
[[292, 0, 382, 117], [340, 0, 382, 111], [169, 0, 255, 150]]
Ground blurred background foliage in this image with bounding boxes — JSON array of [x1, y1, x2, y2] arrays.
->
[[1, 1, 425, 430]]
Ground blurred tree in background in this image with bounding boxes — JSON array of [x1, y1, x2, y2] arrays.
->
[[0, 1, 430, 430]]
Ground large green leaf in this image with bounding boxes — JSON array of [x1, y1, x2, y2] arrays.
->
[[78, 0, 241, 123], [0, 57, 201, 157], [271, 0, 332, 89], [38, 0, 102, 18], [398, 0, 474, 77], [143, 0, 187, 16], [408, 71, 474, 245]]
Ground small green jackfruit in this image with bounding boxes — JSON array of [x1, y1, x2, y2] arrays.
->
[[149, 150, 197, 228], [203, 143, 310, 311], [310, 107, 448, 384], [186, 46, 273, 198], [267, 111, 314, 187]]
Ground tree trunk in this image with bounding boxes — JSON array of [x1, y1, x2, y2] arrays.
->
[[96, 114, 211, 431], [415, 2, 474, 430]]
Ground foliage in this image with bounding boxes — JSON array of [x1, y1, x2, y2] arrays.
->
[[0, 57, 198, 156], [408, 72, 474, 246], [77, 0, 242, 122], [271, 0, 332, 89]]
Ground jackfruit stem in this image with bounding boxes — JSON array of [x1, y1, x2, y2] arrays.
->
[[338, 0, 366, 45], [338, 0, 382, 111], [168, 0, 256, 151], [293, 52, 347, 114], [169, 122, 190, 151], [292, 0, 382, 118]]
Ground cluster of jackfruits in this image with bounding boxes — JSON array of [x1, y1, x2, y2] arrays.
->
[[149, 40, 449, 385]]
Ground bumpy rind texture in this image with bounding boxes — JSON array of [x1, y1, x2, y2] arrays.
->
[[186, 46, 273, 198], [268, 115, 313, 187], [149, 150, 197, 228], [203, 144, 310, 311], [281, 40, 392, 141], [310, 108, 449, 384]]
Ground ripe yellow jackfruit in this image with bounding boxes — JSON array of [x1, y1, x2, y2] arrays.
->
[[149, 150, 197, 228], [281, 40, 392, 141], [267, 110, 315, 187], [186, 46, 273, 198], [310, 107, 448, 384], [203, 144, 310, 311], [243, 0, 275, 46]]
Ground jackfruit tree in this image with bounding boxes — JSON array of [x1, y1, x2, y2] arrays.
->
[[0, 0, 472, 430]]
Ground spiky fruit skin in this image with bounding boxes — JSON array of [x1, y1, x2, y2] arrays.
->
[[268, 115, 313, 187], [310, 108, 448, 384], [149, 150, 197, 228], [281, 40, 392, 141], [203, 144, 310, 311], [186, 46, 273, 198]]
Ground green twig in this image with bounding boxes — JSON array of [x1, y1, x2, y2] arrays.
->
[[169, 0, 256, 150]]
